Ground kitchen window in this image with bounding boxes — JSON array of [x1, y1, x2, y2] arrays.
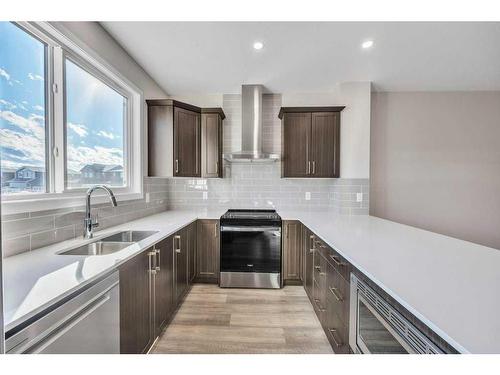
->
[[64, 58, 127, 189], [0, 22, 48, 196], [0, 22, 143, 212]]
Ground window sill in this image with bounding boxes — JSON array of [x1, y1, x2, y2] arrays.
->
[[1, 191, 143, 216]]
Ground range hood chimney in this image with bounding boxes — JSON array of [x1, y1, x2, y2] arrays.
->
[[223, 85, 279, 162]]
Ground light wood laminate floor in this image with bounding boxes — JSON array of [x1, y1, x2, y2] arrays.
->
[[152, 284, 333, 354]]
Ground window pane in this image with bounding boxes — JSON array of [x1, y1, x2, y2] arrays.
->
[[65, 59, 126, 188], [0, 22, 47, 195]]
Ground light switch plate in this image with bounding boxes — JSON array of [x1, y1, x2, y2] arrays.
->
[[305, 192, 311, 200], [356, 193, 363, 202]]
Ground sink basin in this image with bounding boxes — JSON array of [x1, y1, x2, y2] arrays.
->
[[59, 241, 134, 256], [100, 230, 159, 243]]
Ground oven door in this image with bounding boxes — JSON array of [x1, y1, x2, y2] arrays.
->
[[354, 294, 414, 354], [349, 274, 443, 354], [220, 226, 281, 273]]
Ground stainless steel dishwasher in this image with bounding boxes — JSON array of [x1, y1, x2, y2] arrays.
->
[[5, 271, 120, 354]]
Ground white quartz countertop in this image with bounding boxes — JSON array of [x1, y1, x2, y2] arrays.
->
[[3, 208, 499, 353]]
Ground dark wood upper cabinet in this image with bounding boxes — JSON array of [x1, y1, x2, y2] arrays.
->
[[147, 100, 224, 178], [279, 106, 344, 178], [311, 112, 340, 177], [281, 113, 311, 177], [201, 110, 224, 178], [174, 107, 201, 177]]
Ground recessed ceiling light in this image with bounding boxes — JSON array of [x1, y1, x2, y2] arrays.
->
[[362, 40, 374, 49], [253, 41, 264, 50]]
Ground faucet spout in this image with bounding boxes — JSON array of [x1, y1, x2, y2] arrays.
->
[[84, 185, 118, 239]]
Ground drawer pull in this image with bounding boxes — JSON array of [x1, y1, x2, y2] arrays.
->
[[328, 328, 343, 347], [329, 287, 344, 302], [330, 255, 343, 267], [314, 299, 326, 312]]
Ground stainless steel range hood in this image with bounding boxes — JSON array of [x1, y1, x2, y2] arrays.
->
[[223, 85, 279, 162]]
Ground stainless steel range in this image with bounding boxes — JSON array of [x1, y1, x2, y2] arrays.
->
[[220, 209, 282, 289]]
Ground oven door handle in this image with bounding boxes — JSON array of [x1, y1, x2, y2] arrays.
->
[[220, 226, 281, 233]]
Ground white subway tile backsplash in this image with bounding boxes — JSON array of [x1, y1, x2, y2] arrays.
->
[[1, 177, 169, 257]]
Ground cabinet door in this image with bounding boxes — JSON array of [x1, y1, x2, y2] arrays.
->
[[283, 220, 302, 283], [155, 237, 174, 336], [174, 232, 188, 305], [282, 112, 311, 177], [303, 229, 315, 298], [174, 107, 200, 177], [188, 222, 197, 283], [196, 220, 220, 283], [201, 113, 222, 178], [310, 112, 340, 177], [119, 250, 153, 354]]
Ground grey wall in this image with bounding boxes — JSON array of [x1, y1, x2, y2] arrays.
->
[[370, 91, 500, 250]]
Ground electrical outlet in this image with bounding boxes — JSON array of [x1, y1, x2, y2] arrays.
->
[[145, 192, 150, 203], [305, 192, 311, 201], [203, 191, 208, 200], [356, 193, 363, 202]]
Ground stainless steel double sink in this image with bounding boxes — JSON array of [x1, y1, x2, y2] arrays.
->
[[58, 230, 158, 256]]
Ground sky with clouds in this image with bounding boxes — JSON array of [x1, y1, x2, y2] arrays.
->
[[0, 22, 125, 178]]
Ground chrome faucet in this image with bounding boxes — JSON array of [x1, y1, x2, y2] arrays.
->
[[83, 185, 118, 239]]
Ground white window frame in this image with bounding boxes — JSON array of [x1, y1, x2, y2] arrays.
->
[[2, 22, 144, 215]]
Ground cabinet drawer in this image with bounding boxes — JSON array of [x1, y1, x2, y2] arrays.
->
[[325, 297, 350, 354], [313, 251, 327, 291], [315, 238, 351, 281], [312, 279, 326, 323], [326, 262, 350, 323]]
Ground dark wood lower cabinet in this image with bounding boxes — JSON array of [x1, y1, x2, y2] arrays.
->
[[119, 250, 154, 354], [154, 238, 174, 336], [120, 224, 195, 354], [174, 232, 189, 304], [303, 227, 315, 298], [302, 228, 352, 354], [195, 220, 220, 283], [282, 220, 302, 284]]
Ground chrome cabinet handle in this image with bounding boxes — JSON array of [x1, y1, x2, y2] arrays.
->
[[328, 328, 343, 347], [312, 160, 316, 174], [307, 161, 311, 174], [329, 287, 344, 302], [330, 255, 343, 267], [175, 159, 179, 174], [155, 249, 161, 271], [314, 265, 321, 271], [215, 161, 218, 173], [148, 249, 156, 272], [174, 235, 181, 253], [214, 223, 218, 238], [314, 299, 326, 312]]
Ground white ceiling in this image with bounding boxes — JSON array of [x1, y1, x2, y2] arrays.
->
[[101, 22, 500, 95]]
